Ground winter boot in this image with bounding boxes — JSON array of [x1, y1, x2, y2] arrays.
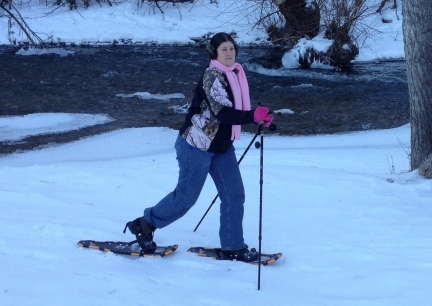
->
[[222, 246, 259, 262], [123, 217, 157, 253]]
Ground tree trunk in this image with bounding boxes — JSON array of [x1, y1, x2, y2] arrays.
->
[[278, 0, 320, 39], [402, 0, 432, 174]]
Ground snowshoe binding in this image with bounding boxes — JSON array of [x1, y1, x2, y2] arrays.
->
[[221, 246, 259, 262], [123, 217, 157, 253]]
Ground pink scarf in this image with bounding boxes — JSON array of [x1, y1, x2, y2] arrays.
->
[[211, 59, 251, 140]]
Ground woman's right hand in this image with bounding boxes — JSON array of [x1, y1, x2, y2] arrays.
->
[[253, 106, 274, 127]]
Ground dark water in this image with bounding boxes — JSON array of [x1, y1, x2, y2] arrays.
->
[[0, 45, 409, 154]]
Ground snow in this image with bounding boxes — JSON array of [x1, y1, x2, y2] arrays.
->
[[1, 119, 431, 305], [2, 0, 430, 305], [0, 113, 114, 142], [1, 0, 404, 62], [282, 35, 335, 68], [116, 92, 186, 100]]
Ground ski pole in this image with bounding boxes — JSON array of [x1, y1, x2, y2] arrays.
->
[[255, 111, 275, 290], [193, 127, 261, 232], [256, 123, 264, 290]]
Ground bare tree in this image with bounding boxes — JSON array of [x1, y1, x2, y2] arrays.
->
[[258, 0, 379, 69], [0, 0, 44, 45], [402, 0, 432, 178]]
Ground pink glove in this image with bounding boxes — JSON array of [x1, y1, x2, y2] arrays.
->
[[254, 106, 274, 127]]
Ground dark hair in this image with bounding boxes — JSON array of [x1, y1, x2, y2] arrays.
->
[[206, 32, 239, 60]]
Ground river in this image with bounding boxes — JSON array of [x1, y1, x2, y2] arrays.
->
[[0, 45, 409, 153]]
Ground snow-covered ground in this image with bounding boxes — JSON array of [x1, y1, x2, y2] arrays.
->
[[1, 117, 431, 305], [2, 1, 430, 305], [1, 0, 404, 62]]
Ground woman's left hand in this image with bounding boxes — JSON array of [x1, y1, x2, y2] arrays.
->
[[253, 106, 274, 127]]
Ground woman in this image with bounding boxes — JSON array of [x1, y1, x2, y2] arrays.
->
[[124, 32, 274, 262]]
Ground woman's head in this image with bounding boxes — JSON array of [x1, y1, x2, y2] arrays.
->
[[207, 32, 239, 65]]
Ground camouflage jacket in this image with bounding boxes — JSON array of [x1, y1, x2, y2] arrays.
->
[[179, 66, 255, 153]]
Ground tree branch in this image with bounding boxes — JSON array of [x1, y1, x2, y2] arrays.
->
[[1, 0, 44, 46]]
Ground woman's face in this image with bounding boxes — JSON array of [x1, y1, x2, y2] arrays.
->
[[216, 41, 236, 67]]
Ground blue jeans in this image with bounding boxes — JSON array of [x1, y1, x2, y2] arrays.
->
[[144, 135, 246, 250]]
